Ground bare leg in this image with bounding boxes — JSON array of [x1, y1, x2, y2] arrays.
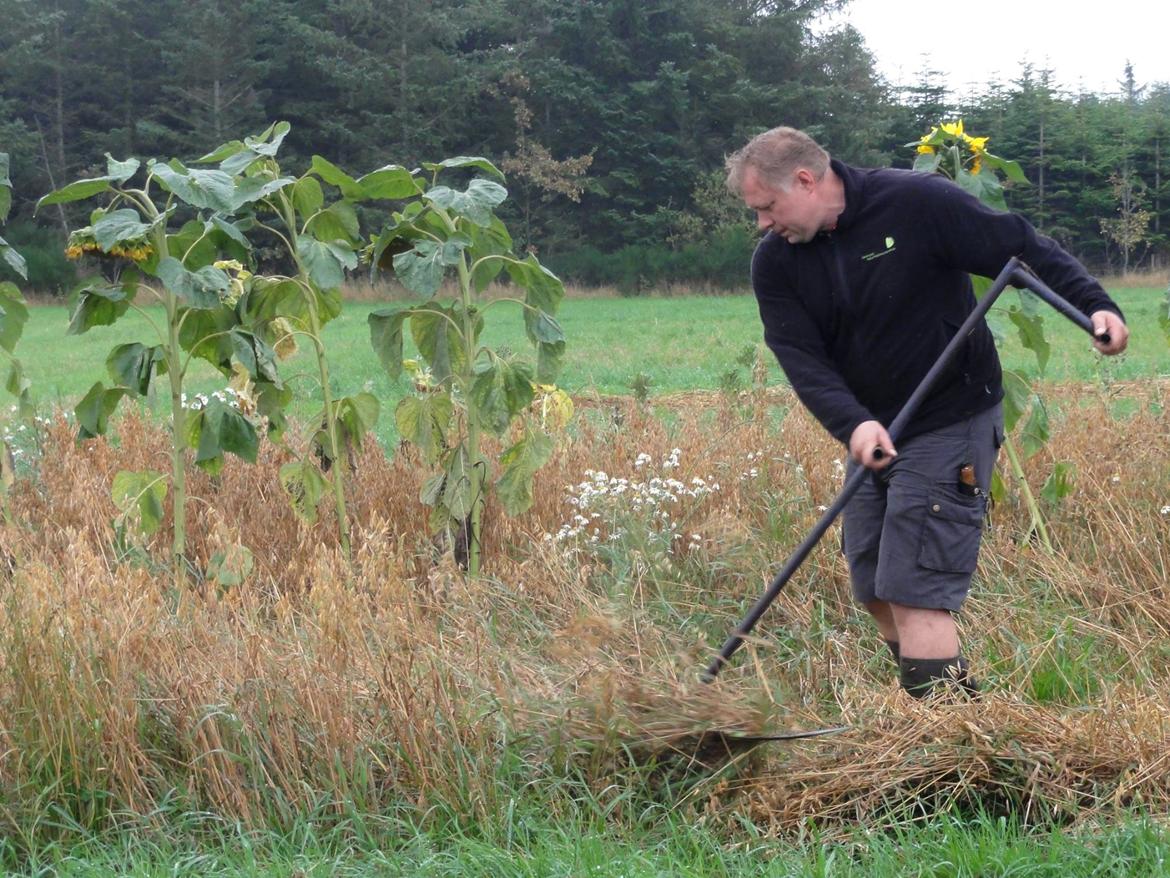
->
[[889, 604, 959, 658], [863, 599, 899, 642]]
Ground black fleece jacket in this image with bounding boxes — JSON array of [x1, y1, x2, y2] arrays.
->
[[751, 159, 1124, 445]]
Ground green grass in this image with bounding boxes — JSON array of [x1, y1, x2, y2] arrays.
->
[[10, 801, 1170, 877], [9, 285, 1167, 445], [991, 285, 1169, 383], [14, 295, 773, 407]]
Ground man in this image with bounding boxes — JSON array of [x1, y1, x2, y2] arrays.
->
[[725, 126, 1128, 698]]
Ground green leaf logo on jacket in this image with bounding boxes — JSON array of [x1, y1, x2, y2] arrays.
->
[[862, 236, 897, 262]]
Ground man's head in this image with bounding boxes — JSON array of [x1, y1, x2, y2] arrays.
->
[[725, 127, 840, 244]]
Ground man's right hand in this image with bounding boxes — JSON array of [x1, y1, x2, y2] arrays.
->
[[1090, 309, 1129, 355], [849, 420, 896, 470]]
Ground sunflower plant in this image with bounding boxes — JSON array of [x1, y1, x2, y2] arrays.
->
[[1, 153, 32, 523], [0, 153, 30, 421], [191, 132, 422, 558], [36, 137, 293, 584], [38, 122, 408, 576], [911, 119, 1027, 211], [368, 157, 567, 576], [910, 120, 1070, 550]]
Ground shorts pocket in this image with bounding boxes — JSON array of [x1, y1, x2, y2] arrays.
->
[[918, 485, 986, 574]]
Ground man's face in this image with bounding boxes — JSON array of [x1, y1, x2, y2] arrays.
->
[[741, 166, 824, 244]]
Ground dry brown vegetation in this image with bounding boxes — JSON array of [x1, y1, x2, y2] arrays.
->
[[1096, 269, 1170, 290], [1, 381, 1169, 840]]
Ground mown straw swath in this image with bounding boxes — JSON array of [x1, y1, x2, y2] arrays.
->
[[738, 688, 1170, 831]]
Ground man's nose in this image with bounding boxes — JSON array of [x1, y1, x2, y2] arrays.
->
[[756, 212, 771, 230]]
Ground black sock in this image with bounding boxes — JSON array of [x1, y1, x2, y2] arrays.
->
[[899, 655, 979, 699], [884, 639, 901, 665]]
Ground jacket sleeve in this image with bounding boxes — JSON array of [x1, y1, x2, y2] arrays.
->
[[752, 243, 875, 444], [924, 175, 1125, 322]]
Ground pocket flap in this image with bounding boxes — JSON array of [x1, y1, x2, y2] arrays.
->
[[918, 486, 986, 574]]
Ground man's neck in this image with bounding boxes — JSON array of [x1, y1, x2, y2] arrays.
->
[[820, 168, 847, 232]]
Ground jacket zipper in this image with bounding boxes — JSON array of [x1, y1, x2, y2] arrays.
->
[[823, 232, 853, 319]]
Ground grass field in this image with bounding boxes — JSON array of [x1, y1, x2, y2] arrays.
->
[[10, 284, 1168, 440], [16, 809, 1170, 876], [2, 282, 1170, 875]]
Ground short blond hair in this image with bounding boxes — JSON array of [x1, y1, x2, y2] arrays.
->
[[725, 127, 830, 195]]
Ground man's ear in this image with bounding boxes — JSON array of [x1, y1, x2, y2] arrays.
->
[[793, 168, 817, 192]]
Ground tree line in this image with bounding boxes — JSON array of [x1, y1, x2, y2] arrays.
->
[[2, 0, 1167, 292]]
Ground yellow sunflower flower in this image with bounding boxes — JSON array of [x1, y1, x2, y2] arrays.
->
[[940, 120, 964, 138]]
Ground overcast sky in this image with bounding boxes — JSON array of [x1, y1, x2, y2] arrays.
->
[[822, 0, 1170, 98]]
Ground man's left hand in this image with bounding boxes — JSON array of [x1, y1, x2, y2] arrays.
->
[[1091, 310, 1129, 355]]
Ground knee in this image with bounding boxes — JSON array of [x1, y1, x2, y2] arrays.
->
[[889, 604, 953, 629]]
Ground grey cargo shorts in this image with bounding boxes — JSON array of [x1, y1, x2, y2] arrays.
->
[[841, 402, 1003, 611]]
